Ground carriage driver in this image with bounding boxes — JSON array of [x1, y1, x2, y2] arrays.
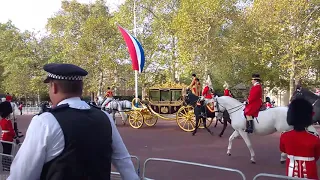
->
[[244, 73, 263, 133], [101, 87, 114, 110], [188, 74, 198, 96]]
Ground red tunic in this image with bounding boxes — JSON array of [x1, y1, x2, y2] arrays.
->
[[105, 90, 113, 97], [244, 83, 262, 117], [280, 130, 320, 179], [224, 89, 232, 97], [5, 95, 12, 102], [266, 102, 272, 108], [202, 86, 213, 99], [0, 118, 15, 142]]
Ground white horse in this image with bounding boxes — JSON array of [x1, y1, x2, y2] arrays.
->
[[105, 100, 131, 125], [213, 96, 318, 163]]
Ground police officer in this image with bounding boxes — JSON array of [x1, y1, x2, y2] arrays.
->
[[8, 63, 139, 180]]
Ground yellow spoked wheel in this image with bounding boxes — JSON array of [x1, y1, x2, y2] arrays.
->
[[144, 113, 158, 127], [197, 117, 214, 129], [176, 106, 196, 132], [128, 111, 144, 129]]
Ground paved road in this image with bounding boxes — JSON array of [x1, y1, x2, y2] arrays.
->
[[14, 115, 320, 179]]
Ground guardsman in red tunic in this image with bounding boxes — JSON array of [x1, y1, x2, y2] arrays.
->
[[188, 74, 198, 96], [223, 82, 232, 97], [280, 98, 320, 179], [244, 74, 263, 133]]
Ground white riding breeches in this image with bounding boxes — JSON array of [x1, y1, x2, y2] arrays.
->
[[101, 98, 113, 109]]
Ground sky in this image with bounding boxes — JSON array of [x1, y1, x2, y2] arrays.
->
[[0, 0, 125, 32]]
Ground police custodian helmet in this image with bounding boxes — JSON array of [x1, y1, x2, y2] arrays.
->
[[43, 63, 88, 83]]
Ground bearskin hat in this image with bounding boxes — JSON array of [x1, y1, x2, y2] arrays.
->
[[0, 101, 13, 118], [287, 98, 313, 131]]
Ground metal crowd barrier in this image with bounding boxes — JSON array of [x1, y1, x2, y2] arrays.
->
[[253, 173, 313, 180], [110, 155, 141, 180], [21, 106, 41, 115], [142, 158, 246, 180], [0, 153, 14, 179]]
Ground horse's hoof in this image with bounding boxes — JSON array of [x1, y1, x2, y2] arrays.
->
[[227, 153, 231, 156], [219, 134, 222, 137], [251, 161, 256, 164], [280, 161, 285, 164]]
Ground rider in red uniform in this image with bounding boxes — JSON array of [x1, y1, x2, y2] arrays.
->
[[223, 82, 232, 97], [5, 93, 12, 102], [280, 98, 320, 179], [265, 97, 272, 109], [244, 74, 263, 133]]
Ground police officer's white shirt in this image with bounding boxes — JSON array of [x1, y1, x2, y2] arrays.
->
[[8, 97, 139, 180]]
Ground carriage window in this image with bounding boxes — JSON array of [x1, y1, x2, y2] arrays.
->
[[171, 90, 182, 101], [149, 90, 160, 101], [160, 90, 171, 101]]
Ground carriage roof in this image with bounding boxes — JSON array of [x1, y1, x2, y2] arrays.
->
[[148, 82, 187, 91]]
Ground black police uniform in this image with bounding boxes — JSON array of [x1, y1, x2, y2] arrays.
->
[[40, 63, 113, 180]]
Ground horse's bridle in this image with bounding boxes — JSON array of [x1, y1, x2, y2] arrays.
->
[[214, 98, 244, 115]]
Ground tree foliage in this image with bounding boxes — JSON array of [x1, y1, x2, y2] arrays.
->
[[0, 0, 319, 100]]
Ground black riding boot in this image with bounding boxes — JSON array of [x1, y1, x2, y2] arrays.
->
[[245, 120, 254, 133]]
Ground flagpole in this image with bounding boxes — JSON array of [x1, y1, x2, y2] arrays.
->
[[133, 0, 139, 104]]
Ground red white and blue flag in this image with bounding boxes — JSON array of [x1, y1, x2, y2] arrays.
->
[[118, 25, 145, 73]]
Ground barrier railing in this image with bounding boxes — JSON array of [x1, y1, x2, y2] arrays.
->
[[0, 141, 16, 157], [253, 173, 313, 180], [0, 153, 14, 179], [13, 143, 22, 156], [142, 158, 246, 180], [110, 155, 141, 180]]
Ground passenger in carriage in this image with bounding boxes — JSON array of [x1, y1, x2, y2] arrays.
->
[[280, 98, 320, 179], [8, 63, 139, 180]]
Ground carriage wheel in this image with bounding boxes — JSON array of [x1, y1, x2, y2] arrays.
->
[[128, 111, 144, 129], [176, 106, 196, 132], [197, 117, 214, 129], [144, 113, 158, 127]]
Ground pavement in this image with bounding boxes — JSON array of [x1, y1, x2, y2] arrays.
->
[[14, 115, 320, 179]]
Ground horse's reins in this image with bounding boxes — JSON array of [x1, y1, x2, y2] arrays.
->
[[215, 99, 244, 115]]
